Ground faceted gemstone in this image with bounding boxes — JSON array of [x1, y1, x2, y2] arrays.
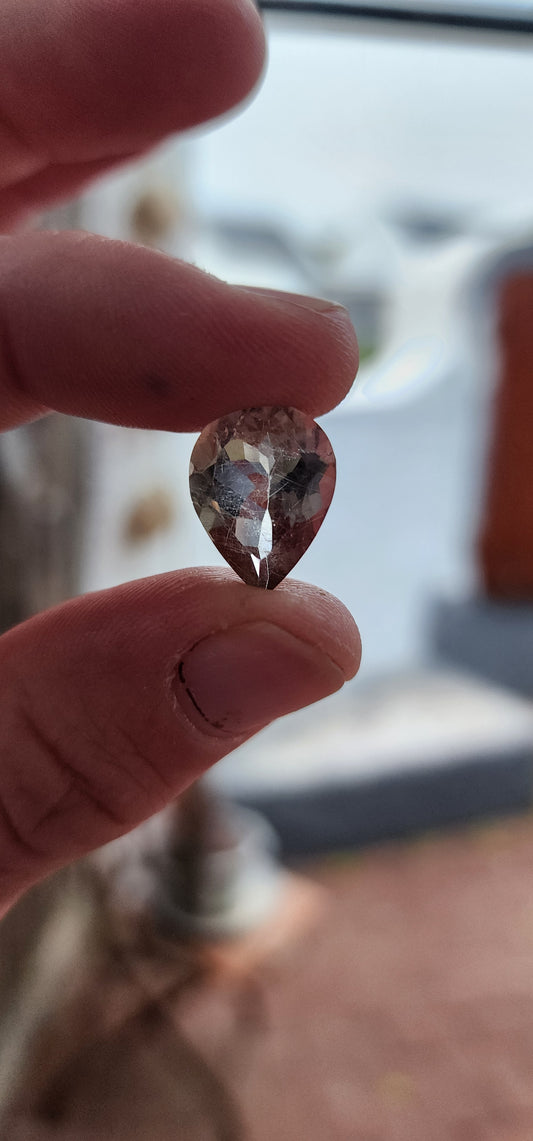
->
[[189, 406, 336, 589]]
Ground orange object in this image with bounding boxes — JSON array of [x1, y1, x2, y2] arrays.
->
[[478, 273, 533, 598]]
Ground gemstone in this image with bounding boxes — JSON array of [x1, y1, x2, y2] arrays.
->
[[189, 406, 336, 589]]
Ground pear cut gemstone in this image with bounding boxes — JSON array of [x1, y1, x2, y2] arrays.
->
[[189, 406, 336, 589]]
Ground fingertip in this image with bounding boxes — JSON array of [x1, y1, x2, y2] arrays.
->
[[272, 576, 362, 680], [0, 233, 359, 431], [147, 0, 267, 130], [312, 304, 360, 415], [209, 0, 267, 114], [150, 568, 362, 682], [231, 285, 360, 419]]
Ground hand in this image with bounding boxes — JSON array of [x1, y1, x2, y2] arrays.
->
[[0, 0, 361, 916]]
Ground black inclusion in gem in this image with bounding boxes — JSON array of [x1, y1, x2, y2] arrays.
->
[[278, 453, 327, 501]]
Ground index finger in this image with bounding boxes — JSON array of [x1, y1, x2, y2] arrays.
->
[[0, 232, 359, 431]]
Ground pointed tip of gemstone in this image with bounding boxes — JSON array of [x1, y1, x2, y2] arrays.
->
[[189, 406, 336, 589]]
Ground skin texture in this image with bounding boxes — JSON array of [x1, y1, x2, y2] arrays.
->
[[0, 0, 361, 916]]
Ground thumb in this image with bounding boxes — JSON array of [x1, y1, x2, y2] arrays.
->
[[0, 569, 360, 911]]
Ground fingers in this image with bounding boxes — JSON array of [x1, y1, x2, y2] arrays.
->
[[0, 0, 265, 188], [0, 569, 361, 910], [0, 232, 359, 431]]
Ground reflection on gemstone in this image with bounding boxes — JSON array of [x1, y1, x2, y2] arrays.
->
[[189, 406, 336, 589]]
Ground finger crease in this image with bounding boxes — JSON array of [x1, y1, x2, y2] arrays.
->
[[0, 786, 41, 862], [16, 706, 126, 839]]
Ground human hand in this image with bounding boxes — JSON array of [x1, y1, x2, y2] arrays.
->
[[0, 0, 361, 916]]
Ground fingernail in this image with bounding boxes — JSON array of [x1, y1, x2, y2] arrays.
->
[[242, 285, 349, 317], [175, 622, 346, 738]]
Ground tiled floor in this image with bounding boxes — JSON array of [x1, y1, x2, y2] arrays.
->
[[187, 814, 533, 1140]]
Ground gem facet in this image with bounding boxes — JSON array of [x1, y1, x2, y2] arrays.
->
[[189, 406, 336, 589]]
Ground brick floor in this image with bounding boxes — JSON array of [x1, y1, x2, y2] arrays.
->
[[186, 814, 533, 1141]]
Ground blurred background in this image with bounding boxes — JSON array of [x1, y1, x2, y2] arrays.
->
[[3, 3, 533, 1138]]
